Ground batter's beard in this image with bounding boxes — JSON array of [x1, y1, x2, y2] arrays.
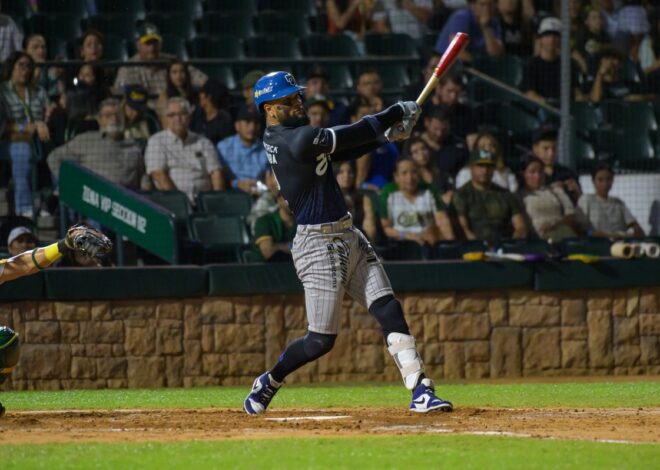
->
[[281, 115, 310, 128]]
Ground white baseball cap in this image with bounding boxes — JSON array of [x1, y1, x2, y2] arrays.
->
[[538, 17, 561, 36], [7, 226, 37, 246]]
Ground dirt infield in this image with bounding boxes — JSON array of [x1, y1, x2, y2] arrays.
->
[[1, 407, 658, 445]]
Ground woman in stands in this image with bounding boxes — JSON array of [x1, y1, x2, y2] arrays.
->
[[78, 29, 115, 89], [381, 158, 454, 251], [23, 34, 63, 98], [0, 52, 50, 218], [402, 136, 453, 206], [335, 161, 379, 241], [455, 133, 517, 192], [326, 0, 376, 53], [518, 156, 585, 241], [158, 60, 198, 126]]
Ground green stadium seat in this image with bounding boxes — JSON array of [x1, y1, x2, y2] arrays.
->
[[206, 0, 256, 14], [303, 33, 360, 57], [197, 190, 253, 216], [85, 14, 138, 41], [198, 13, 255, 38], [161, 34, 188, 60], [602, 101, 657, 133], [190, 215, 250, 262], [257, 11, 310, 36], [145, 190, 192, 239], [364, 33, 418, 56], [377, 63, 410, 89], [326, 64, 353, 90], [47, 37, 68, 60], [561, 237, 612, 257], [26, 13, 83, 42], [620, 58, 642, 84], [478, 102, 538, 142], [573, 134, 597, 171], [244, 35, 302, 59], [473, 55, 523, 87], [95, 0, 145, 18], [378, 241, 425, 261], [571, 101, 601, 132], [145, 13, 195, 40], [499, 239, 558, 257], [2, 0, 33, 21], [148, 0, 202, 18], [611, 128, 657, 171], [188, 36, 244, 59], [259, 0, 312, 14], [38, 0, 88, 15], [199, 65, 236, 89]]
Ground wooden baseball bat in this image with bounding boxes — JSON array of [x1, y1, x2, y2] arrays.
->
[[416, 32, 470, 106]]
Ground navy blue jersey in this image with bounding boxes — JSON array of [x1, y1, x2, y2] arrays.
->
[[263, 105, 404, 225]]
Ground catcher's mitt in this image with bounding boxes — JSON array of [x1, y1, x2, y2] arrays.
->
[[64, 225, 113, 260]]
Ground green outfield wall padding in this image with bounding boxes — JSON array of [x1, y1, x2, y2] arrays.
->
[[0, 272, 44, 300], [534, 259, 660, 291], [206, 263, 303, 295], [384, 261, 534, 291], [44, 267, 207, 300]]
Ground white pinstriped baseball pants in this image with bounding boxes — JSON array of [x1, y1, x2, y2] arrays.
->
[[291, 216, 394, 334]]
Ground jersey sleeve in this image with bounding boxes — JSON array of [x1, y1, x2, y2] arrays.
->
[[452, 190, 467, 216], [288, 126, 337, 162], [253, 215, 275, 245]]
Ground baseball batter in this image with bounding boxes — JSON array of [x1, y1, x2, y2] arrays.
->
[[244, 72, 453, 415], [0, 225, 112, 417]]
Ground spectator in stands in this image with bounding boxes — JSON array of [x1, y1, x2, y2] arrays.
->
[[252, 194, 297, 263], [48, 98, 143, 190], [305, 94, 331, 128], [452, 148, 526, 244], [420, 105, 469, 179], [146, 97, 223, 203], [406, 53, 440, 102], [372, 0, 433, 41], [641, 10, 660, 94], [247, 170, 279, 233], [7, 226, 37, 257], [23, 34, 63, 98], [578, 163, 644, 237], [435, 0, 504, 61], [614, 0, 650, 53], [304, 65, 350, 126], [241, 70, 265, 112], [424, 72, 478, 148], [352, 99, 399, 191], [531, 126, 581, 202], [62, 82, 99, 142], [75, 64, 111, 108], [591, 0, 618, 39], [587, 45, 644, 102], [455, 133, 517, 191], [114, 23, 207, 100], [0, 51, 50, 218], [122, 85, 158, 149], [381, 158, 454, 247], [497, 0, 534, 56], [190, 79, 233, 146], [574, 7, 611, 75], [402, 136, 453, 204], [518, 156, 584, 241], [522, 17, 584, 104], [217, 105, 268, 195], [336, 161, 379, 241], [326, 0, 376, 51], [0, 7, 23, 62], [157, 60, 198, 127], [350, 68, 384, 114], [77, 29, 114, 89]]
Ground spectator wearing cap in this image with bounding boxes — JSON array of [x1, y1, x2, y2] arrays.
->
[[146, 97, 224, 203], [7, 226, 37, 257], [435, 0, 504, 61], [191, 79, 233, 146], [49, 98, 143, 190], [305, 95, 332, 128], [522, 17, 584, 104], [455, 132, 517, 191], [122, 84, 159, 149], [452, 148, 527, 244], [531, 126, 581, 202], [304, 66, 350, 126], [217, 106, 268, 195], [372, 0, 433, 41], [114, 23, 207, 102], [420, 105, 469, 180], [241, 70, 265, 112]]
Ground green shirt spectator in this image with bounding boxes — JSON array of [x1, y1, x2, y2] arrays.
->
[[252, 195, 297, 262], [452, 148, 528, 244]]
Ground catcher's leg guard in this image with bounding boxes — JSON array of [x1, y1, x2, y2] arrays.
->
[[387, 332, 424, 390]]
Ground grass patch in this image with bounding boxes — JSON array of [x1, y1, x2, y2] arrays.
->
[[3, 435, 658, 469], [2, 381, 659, 411]]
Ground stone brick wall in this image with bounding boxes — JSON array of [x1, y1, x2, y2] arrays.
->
[[2, 288, 659, 390]]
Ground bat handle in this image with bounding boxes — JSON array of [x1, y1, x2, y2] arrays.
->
[[416, 76, 438, 106]]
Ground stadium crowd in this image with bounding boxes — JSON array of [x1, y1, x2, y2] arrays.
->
[[0, 0, 657, 264]]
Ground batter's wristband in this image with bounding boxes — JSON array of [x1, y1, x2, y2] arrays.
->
[[31, 249, 46, 270], [44, 242, 64, 262]]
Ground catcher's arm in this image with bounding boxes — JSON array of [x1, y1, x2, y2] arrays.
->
[[0, 225, 113, 283]]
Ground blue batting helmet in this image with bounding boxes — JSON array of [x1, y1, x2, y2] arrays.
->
[[253, 71, 305, 112]]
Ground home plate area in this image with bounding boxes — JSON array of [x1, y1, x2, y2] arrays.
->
[[1, 407, 658, 445]]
